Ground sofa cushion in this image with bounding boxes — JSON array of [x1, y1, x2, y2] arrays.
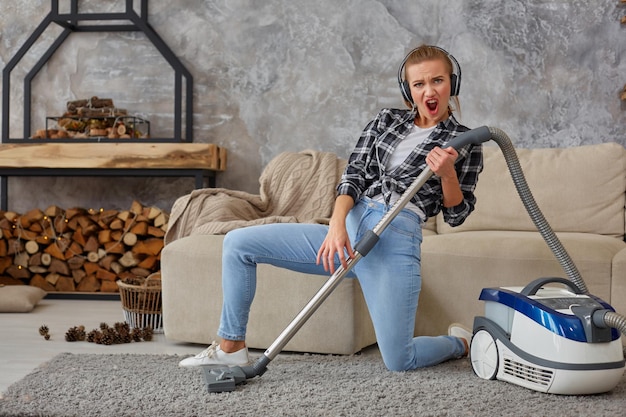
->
[[417, 231, 625, 338], [0, 285, 46, 313], [161, 234, 376, 354], [437, 143, 626, 239]]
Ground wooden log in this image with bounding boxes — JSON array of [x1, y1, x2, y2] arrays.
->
[[14, 252, 29, 268], [96, 268, 117, 281], [49, 258, 70, 276], [83, 236, 99, 253], [117, 271, 136, 281], [72, 269, 87, 284], [0, 257, 12, 274], [137, 255, 158, 270], [44, 205, 64, 217], [104, 241, 125, 254], [154, 212, 168, 228], [67, 256, 85, 270], [40, 253, 52, 266], [97, 209, 118, 226], [29, 252, 42, 266], [117, 211, 131, 222], [7, 239, 24, 256], [109, 218, 124, 230], [98, 254, 117, 270], [13, 228, 39, 241], [122, 232, 138, 247], [46, 273, 60, 285], [21, 208, 44, 227], [55, 276, 76, 292], [110, 230, 124, 242], [77, 216, 98, 235], [77, 107, 127, 118], [29, 266, 48, 274], [147, 207, 161, 220], [131, 238, 164, 256], [129, 222, 148, 236], [0, 217, 12, 231], [67, 97, 114, 111], [30, 274, 56, 292], [99, 280, 119, 293], [66, 207, 87, 220], [87, 252, 100, 263], [35, 235, 51, 245], [54, 216, 69, 234], [55, 236, 71, 253], [119, 251, 138, 268], [147, 226, 165, 238], [98, 229, 112, 244], [25, 240, 39, 254], [130, 200, 143, 215], [6, 264, 30, 279], [76, 274, 99, 292], [83, 262, 100, 276], [130, 267, 151, 277], [110, 261, 124, 275], [64, 241, 83, 259], [29, 222, 43, 233]]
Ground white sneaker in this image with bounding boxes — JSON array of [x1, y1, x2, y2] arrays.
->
[[178, 341, 250, 368], [448, 323, 472, 357]]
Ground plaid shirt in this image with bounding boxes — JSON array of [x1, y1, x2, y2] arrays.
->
[[337, 108, 483, 227]]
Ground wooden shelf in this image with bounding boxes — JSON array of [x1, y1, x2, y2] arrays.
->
[[0, 143, 227, 211], [0, 143, 226, 171]]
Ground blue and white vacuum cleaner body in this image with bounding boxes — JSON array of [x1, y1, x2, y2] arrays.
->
[[471, 277, 625, 395]]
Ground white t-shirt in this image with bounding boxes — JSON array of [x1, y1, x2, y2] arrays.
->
[[373, 124, 435, 220]]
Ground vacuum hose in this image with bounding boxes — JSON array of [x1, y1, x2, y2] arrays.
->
[[487, 127, 626, 338]]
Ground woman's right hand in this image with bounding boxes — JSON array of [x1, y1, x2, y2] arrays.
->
[[316, 195, 355, 274]]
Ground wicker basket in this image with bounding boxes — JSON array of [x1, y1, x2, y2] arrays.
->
[[117, 273, 163, 333]]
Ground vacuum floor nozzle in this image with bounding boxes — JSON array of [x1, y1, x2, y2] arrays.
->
[[202, 365, 250, 393]]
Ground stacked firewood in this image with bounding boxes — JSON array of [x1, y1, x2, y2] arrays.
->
[[31, 96, 148, 139], [0, 201, 168, 292]]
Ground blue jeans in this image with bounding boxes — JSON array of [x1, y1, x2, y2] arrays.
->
[[218, 198, 465, 371]]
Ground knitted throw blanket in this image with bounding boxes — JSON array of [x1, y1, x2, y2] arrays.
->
[[164, 150, 346, 244]]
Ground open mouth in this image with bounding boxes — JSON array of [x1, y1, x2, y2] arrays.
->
[[426, 99, 438, 112]]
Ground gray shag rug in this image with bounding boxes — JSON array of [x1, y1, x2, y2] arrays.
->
[[1, 352, 625, 417]]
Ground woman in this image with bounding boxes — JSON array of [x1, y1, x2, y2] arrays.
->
[[180, 44, 483, 371]]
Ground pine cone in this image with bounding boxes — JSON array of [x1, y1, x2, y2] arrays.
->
[[65, 326, 86, 342], [86, 329, 100, 343], [131, 328, 143, 342], [99, 322, 110, 331], [38, 325, 49, 336], [100, 328, 116, 345], [141, 327, 154, 342]]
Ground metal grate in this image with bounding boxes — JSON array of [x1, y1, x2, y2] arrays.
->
[[503, 357, 553, 386]]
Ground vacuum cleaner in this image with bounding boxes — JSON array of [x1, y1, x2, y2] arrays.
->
[[202, 126, 626, 394], [468, 128, 626, 395]]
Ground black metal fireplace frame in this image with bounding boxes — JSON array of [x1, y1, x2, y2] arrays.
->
[[1, 0, 194, 143]]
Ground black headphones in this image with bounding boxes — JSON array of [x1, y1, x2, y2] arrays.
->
[[397, 45, 462, 105]]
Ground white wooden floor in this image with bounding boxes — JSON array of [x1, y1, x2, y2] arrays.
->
[[0, 298, 205, 393]]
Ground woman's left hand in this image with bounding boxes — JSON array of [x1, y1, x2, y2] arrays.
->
[[426, 146, 458, 179]]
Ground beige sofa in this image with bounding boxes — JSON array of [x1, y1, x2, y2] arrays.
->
[[161, 142, 626, 354]]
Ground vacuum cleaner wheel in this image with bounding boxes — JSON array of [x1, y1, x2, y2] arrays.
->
[[470, 329, 499, 380]]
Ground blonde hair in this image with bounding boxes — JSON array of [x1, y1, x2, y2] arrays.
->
[[401, 45, 461, 116]]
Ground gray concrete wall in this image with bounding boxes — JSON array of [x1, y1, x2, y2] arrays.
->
[[1, 0, 624, 213]]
